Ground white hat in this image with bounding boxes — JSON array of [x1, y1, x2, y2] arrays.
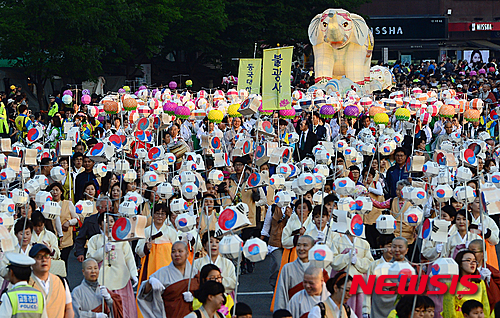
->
[[5, 252, 35, 267]]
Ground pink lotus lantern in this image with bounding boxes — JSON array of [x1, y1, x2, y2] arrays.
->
[[163, 102, 177, 115], [320, 105, 336, 119], [175, 105, 191, 120], [279, 108, 296, 119], [412, 87, 422, 95], [81, 94, 91, 105], [169, 81, 177, 90], [258, 104, 273, 115], [344, 105, 359, 119]]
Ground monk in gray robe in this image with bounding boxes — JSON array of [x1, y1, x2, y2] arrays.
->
[[288, 266, 330, 318]]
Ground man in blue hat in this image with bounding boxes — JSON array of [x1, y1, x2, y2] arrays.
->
[[0, 252, 47, 317]]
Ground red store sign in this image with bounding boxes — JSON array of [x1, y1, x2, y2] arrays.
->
[[449, 22, 500, 32]]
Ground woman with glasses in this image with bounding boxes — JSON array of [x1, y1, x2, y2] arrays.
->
[[136, 203, 178, 292], [442, 250, 490, 318], [192, 264, 234, 318]]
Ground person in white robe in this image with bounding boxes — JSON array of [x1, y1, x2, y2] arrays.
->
[[274, 235, 315, 312], [308, 272, 357, 318], [193, 231, 236, 293], [288, 267, 330, 318]]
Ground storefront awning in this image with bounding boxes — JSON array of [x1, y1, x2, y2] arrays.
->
[[469, 40, 500, 51]]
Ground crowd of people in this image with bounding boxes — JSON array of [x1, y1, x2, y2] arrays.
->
[[0, 62, 499, 318]]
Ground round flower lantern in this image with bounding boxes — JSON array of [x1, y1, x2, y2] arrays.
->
[[395, 108, 411, 121], [169, 81, 177, 90], [207, 109, 223, 123], [227, 103, 242, 118], [439, 104, 455, 118], [319, 105, 335, 119], [174, 105, 190, 120], [123, 98, 138, 111], [344, 105, 359, 119], [369, 106, 385, 118], [279, 108, 295, 119], [103, 101, 119, 114], [81, 95, 91, 105], [464, 109, 480, 122], [374, 113, 389, 126], [258, 104, 273, 115], [163, 102, 177, 115]]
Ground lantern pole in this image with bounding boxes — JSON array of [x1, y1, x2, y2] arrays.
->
[[338, 248, 353, 318], [232, 239, 243, 318], [186, 197, 203, 293]]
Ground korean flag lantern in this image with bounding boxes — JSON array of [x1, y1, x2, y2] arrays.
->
[[269, 174, 286, 190], [315, 149, 330, 164], [297, 173, 315, 192], [123, 170, 137, 183], [388, 261, 416, 283], [408, 187, 427, 206], [334, 178, 355, 196], [50, 166, 65, 183], [243, 238, 267, 262], [10, 189, 28, 206], [456, 166, 473, 183], [156, 182, 174, 200], [219, 235, 243, 259], [429, 258, 459, 277], [75, 200, 94, 218], [208, 170, 224, 186], [119, 201, 137, 216], [25, 179, 40, 197], [115, 159, 130, 174], [423, 161, 439, 177], [170, 198, 188, 214], [40, 201, 61, 220], [93, 163, 108, 178], [274, 191, 292, 208], [490, 171, 500, 188], [313, 164, 329, 177], [434, 184, 453, 202], [308, 244, 334, 269], [313, 173, 325, 190], [0, 198, 16, 214], [376, 214, 396, 234], [143, 171, 160, 187], [343, 147, 357, 163], [0, 168, 16, 183], [276, 163, 291, 178], [453, 186, 476, 204], [176, 213, 197, 232], [181, 183, 198, 200], [35, 191, 52, 209], [404, 206, 424, 226]]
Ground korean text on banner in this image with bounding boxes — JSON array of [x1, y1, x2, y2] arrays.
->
[[237, 59, 262, 95], [262, 47, 293, 110]]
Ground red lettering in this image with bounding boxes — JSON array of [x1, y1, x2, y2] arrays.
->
[[458, 276, 480, 295], [428, 275, 450, 295], [350, 274, 376, 295], [448, 275, 460, 294], [398, 275, 428, 295], [375, 275, 397, 295]]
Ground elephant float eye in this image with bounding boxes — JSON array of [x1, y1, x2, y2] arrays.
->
[[343, 22, 349, 28], [323, 22, 328, 28]]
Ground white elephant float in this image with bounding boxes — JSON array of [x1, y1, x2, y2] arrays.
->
[[309, 9, 374, 86], [370, 66, 394, 90]]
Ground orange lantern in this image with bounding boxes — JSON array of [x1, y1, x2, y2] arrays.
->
[[458, 100, 467, 113], [123, 98, 138, 111], [469, 98, 484, 110], [464, 109, 480, 122], [103, 101, 119, 114], [369, 106, 385, 118], [439, 104, 455, 118]]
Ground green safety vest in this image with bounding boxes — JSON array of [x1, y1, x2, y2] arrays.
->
[[6, 285, 44, 318], [15, 114, 29, 133], [0, 102, 8, 134], [48, 102, 58, 117]]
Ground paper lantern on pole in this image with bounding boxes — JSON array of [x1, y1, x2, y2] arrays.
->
[[175, 213, 197, 232], [373, 262, 392, 277], [0, 198, 16, 214], [408, 187, 427, 206], [313, 191, 326, 205], [319, 105, 336, 119], [150, 160, 168, 173], [179, 171, 196, 185], [313, 173, 325, 190], [124, 191, 144, 206], [388, 262, 416, 282], [308, 244, 334, 269], [464, 109, 480, 122], [456, 166, 473, 182], [208, 109, 224, 123], [490, 172, 500, 188], [434, 185, 453, 202], [269, 174, 286, 190], [373, 113, 389, 126], [9, 189, 28, 205], [274, 191, 292, 208], [175, 105, 191, 120], [219, 234, 243, 259], [103, 101, 119, 114], [163, 102, 177, 115], [429, 258, 459, 277], [334, 177, 355, 196], [395, 108, 411, 121], [344, 105, 359, 119], [34, 192, 52, 209], [313, 164, 329, 177], [314, 149, 330, 164], [423, 161, 439, 177], [119, 201, 138, 216], [297, 173, 315, 192], [123, 98, 138, 111], [75, 200, 94, 218], [170, 198, 188, 213], [404, 206, 424, 226], [40, 201, 61, 220], [143, 171, 160, 187], [243, 238, 267, 262], [25, 179, 40, 197], [17, 167, 30, 183], [439, 104, 455, 118], [123, 170, 137, 183], [279, 108, 295, 119], [181, 183, 198, 200], [0, 168, 16, 183], [376, 214, 396, 234], [115, 159, 130, 174], [156, 182, 174, 200], [453, 186, 476, 203], [469, 98, 484, 110], [93, 163, 108, 178], [50, 167, 65, 183]]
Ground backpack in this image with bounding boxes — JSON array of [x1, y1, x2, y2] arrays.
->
[[194, 309, 224, 318], [316, 302, 351, 318]]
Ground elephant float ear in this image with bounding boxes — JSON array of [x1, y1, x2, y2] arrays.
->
[[308, 13, 322, 46], [351, 14, 369, 46]]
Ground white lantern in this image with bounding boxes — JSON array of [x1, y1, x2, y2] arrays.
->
[[335, 140, 348, 151], [314, 149, 331, 164], [269, 174, 286, 190], [362, 143, 376, 156], [299, 158, 315, 170], [170, 198, 188, 213], [313, 173, 325, 190], [0, 212, 14, 230], [434, 185, 453, 202], [313, 164, 329, 177], [157, 182, 174, 200], [334, 178, 355, 196], [453, 186, 476, 203], [373, 261, 392, 277], [33, 175, 49, 190], [179, 171, 196, 185], [165, 153, 176, 165], [354, 197, 373, 214], [123, 191, 144, 206], [0, 168, 16, 183], [25, 179, 40, 197], [135, 148, 148, 160], [490, 172, 500, 188], [388, 261, 416, 283], [181, 183, 198, 200], [49, 166, 65, 183], [297, 173, 315, 192], [115, 159, 130, 174], [208, 170, 224, 186], [35, 191, 52, 208], [0, 198, 16, 214], [308, 244, 334, 269], [456, 166, 473, 183], [75, 200, 94, 218], [219, 234, 243, 259], [172, 175, 181, 188], [119, 201, 138, 216], [408, 187, 427, 206], [437, 169, 454, 184], [344, 147, 357, 162], [291, 179, 306, 196], [276, 163, 291, 178], [10, 189, 28, 205], [143, 171, 160, 186], [17, 167, 30, 182], [175, 213, 197, 232], [123, 170, 137, 183], [0, 154, 6, 168], [313, 191, 326, 205], [93, 163, 108, 178], [40, 201, 61, 220], [337, 197, 354, 211], [150, 160, 168, 173], [429, 258, 459, 277], [379, 142, 394, 155], [376, 214, 396, 234], [274, 191, 292, 208], [243, 238, 267, 262], [404, 206, 424, 226], [423, 161, 440, 177]]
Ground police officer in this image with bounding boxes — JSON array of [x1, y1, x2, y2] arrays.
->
[[0, 253, 47, 317], [48, 95, 58, 119]]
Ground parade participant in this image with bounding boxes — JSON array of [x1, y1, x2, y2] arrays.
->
[[40, 157, 55, 185], [86, 213, 138, 318], [294, 118, 317, 161], [83, 181, 98, 203], [234, 303, 253, 318], [280, 200, 312, 267], [362, 234, 395, 318], [136, 204, 178, 291], [185, 281, 226, 318], [199, 194, 218, 235], [75, 156, 99, 202], [0, 97, 9, 137], [0, 253, 47, 318], [432, 121, 454, 151], [331, 230, 373, 318], [137, 241, 199, 318], [274, 235, 317, 311], [31, 211, 60, 260], [443, 250, 490, 318], [224, 116, 247, 157], [461, 300, 484, 318], [28, 243, 74, 318], [361, 168, 385, 248], [468, 196, 499, 270], [388, 296, 434, 318], [72, 152, 85, 180], [193, 231, 236, 293], [48, 182, 78, 269], [47, 116, 62, 148], [442, 210, 481, 259], [75, 196, 112, 262], [308, 273, 355, 318], [15, 104, 32, 142], [287, 266, 330, 318], [71, 258, 124, 318], [468, 239, 500, 313], [48, 95, 59, 119], [312, 112, 326, 141], [304, 206, 339, 252], [192, 264, 234, 318], [13, 217, 34, 255], [59, 157, 74, 201], [111, 183, 125, 213], [422, 205, 458, 263], [384, 147, 409, 199]]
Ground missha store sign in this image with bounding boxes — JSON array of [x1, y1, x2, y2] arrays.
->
[[368, 16, 448, 40], [448, 22, 500, 32]]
